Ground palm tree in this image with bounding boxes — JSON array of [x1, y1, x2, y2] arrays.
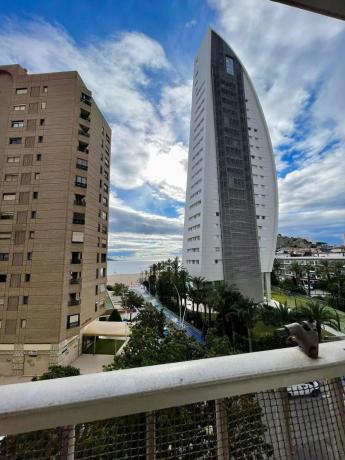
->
[[300, 300, 339, 342], [263, 301, 300, 327], [290, 261, 303, 287], [232, 298, 260, 352], [190, 276, 206, 315]]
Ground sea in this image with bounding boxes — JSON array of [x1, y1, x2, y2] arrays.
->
[[107, 260, 158, 275]]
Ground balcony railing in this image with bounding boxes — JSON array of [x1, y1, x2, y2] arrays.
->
[[70, 259, 82, 264], [1, 341, 345, 458], [68, 299, 81, 306], [74, 200, 86, 206], [80, 96, 92, 106], [69, 278, 81, 285]]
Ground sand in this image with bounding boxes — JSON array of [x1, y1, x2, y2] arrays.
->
[[107, 273, 140, 286]]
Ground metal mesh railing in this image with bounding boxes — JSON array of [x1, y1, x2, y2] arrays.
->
[[1, 377, 345, 459]]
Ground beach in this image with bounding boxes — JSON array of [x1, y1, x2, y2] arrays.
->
[[107, 273, 140, 286]]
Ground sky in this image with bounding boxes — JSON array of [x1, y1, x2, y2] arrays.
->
[[1, 0, 345, 261]]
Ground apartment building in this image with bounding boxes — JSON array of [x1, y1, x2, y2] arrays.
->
[[0, 65, 111, 376], [182, 29, 278, 302]]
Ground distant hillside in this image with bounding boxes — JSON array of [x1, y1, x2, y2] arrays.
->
[[276, 234, 313, 249]]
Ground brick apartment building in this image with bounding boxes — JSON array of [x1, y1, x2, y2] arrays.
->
[[0, 64, 111, 376]]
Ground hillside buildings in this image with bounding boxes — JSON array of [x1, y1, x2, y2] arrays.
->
[[0, 65, 111, 376], [182, 29, 278, 302]]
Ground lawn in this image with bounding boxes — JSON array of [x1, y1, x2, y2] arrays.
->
[[272, 289, 345, 333], [84, 339, 125, 355], [252, 320, 276, 339]]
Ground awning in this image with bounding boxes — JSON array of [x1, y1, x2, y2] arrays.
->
[[82, 320, 131, 339]]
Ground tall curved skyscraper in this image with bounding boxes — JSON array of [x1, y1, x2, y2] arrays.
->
[[182, 29, 278, 302]]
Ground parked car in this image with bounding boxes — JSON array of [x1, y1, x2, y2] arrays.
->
[[287, 380, 321, 397]]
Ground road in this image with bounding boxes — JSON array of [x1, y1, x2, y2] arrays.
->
[[132, 286, 205, 344]]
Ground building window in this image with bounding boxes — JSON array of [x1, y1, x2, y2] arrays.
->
[[41, 102, 47, 109], [9, 137, 22, 144], [16, 88, 27, 94], [76, 158, 88, 170], [5, 174, 18, 182], [40, 119, 45, 126], [31, 211, 37, 219], [72, 232, 84, 243], [23, 296, 29, 305], [3, 193, 16, 201], [11, 120, 24, 128], [33, 191, 38, 199], [73, 213, 85, 225], [43, 86, 48, 94], [21, 319, 27, 328], [74, 194, 85, 206], [0, 212, 14, 220], [225, 56, 234, 75], [25, 274, 31, 282], [95, 285, 99, 295], [36, 154, 42, 161], [67, 314, 80, 329], [0, 233, 11, 240], [35, 173, 40, 180], [75, 176, 87, 188], [14, 104, 26, 111], [0, 253, 9, 261], [38, 136, 43, 143], [0, 275, 7, 283], [7, 156, 20, 163], [29, 231, 35, 239], [27, 252, 32, 261]]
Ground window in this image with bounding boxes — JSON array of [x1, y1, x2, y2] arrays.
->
[[74, 194, 85, 206], [3, 193, 16, 201], [67, 314, 80, 329], [11, 120, 24, 128], [23, 296, 29, 305], [9, 137, 22, 144], [0, 275, 7, 283], [101, 211, 107, 220], [0, 253, 9, 261], [0, 233, 11, 240], [33, 191, 38, 199], [75, 176, 87, 188], [76, 158, 88, 170], [27, 252, 32, 261], [36, 154, 42, 161], [29, 231, 35, 239], [72, 232, 84, 243], [0, 212, 14, 220], [39, 119, 45, 126], [41, 102, 46, 109], [5, 174, 18, 182], [225, 56, 234, 75], [43, 86, 48, 93], [25, 274, 31, 282], [14, 104, 26, 111], [7, 156, 20, 163], [31, 211, 37, 219], [102, 196, 108, 206], [95, 285, 99, 295], [21, 319, 27, 328], [35, 173, 40, 180], [73, 213, 85, 225], [16, 87, 27, 94], [38, 136, 43, 143]]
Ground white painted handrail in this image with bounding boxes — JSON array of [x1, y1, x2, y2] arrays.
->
[[1, 341, 345, 435]]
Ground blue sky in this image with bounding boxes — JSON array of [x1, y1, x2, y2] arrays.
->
[[1, 0, 345, 259]]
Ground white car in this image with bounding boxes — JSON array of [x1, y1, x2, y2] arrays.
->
[[287, 380, 321, 398]]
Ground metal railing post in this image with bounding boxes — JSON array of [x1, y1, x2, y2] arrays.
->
[[215, 399, 229, 460], [146, 411, 156, 460], [59, 425, 75, 460]]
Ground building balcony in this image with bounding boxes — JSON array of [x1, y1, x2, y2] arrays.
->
[[69, 278, 81, 285], [80, 96, 92, 106], [74, 199, 86, 206], [78, 129, 90, 138], [68, 299, 81, 306], [1, 341, 345, 458], [70, 259, 82, 265], [73, 218, 85, 225]]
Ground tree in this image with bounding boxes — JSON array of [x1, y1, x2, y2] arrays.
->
[[300, 300, 339, 342], [261, 302, 300, 327], [108, 308, 122, 322], [290, 261, 303, 287], [112, 283, 128, 296], [303, 263, 314, 296], [232, 298, 261, 352]]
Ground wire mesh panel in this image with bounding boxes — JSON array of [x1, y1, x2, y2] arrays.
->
[[1, 377, 345, 459]]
